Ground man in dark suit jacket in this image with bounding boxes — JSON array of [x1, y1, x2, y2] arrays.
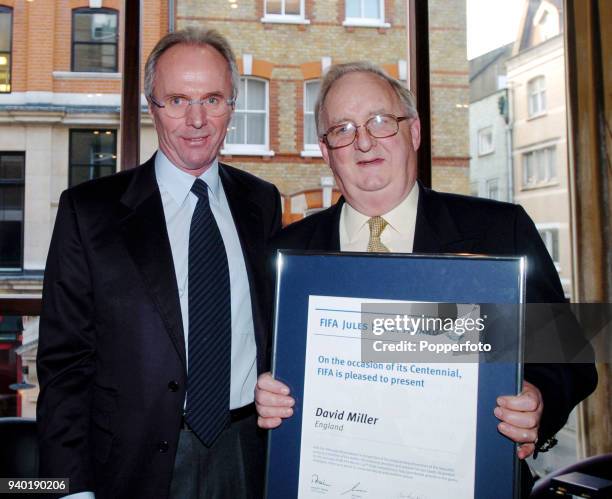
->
[[255, 62, 597, 493], [37, 28, 280, 499]]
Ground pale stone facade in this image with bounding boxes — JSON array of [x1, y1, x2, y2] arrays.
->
[[507, 0, 571, 296]]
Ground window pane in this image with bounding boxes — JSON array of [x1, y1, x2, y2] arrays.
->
[[346, 0, 360, 18], [0, 155, 24, 180], [247, 80, 266, 110], [235, 79, 247, 110], [266, 0, 282, 15], [0, 11, 11, 51], [74, 11, 117, 43], [548, 146, 556, 180], [0, 186, 23, 213], [363, 0, 380, 19], [226, 113, 246, 144], [74, 44, 116, 72], [246, 113, 266, 145], [0, 53, 9, 92], [0, 152, 24, 269], [285, 0, 301, 15], [305, 81, 320, 110], [304, 114, 317, 145], [69, 130, 117, 187]]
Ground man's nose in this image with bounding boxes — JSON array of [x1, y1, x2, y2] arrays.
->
[[354, 126, 374, 152], [185, 101, 207, 128]]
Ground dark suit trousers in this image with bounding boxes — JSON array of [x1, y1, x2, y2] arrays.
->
[[169, 413, 265, 499]]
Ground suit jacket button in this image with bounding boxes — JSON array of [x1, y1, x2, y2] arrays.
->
[[158, 441, 169, 453], [168, 381, 179, 392]]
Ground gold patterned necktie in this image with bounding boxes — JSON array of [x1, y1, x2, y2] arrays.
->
[[367, 216, 390, 252]]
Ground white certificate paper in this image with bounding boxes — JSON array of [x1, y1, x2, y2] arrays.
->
[[297, 295, 479, 499]]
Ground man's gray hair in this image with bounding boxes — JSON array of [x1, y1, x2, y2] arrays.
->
[[314, 61, 418, 135], [144, 27, 240, 100]]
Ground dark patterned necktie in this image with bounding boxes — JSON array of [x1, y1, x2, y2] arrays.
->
[[185, 178, 231, 446]]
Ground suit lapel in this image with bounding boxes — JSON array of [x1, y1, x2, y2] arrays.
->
[[309, 199, 343, 251], [413, 183, 478, 254], [118, 160, 186, 368]]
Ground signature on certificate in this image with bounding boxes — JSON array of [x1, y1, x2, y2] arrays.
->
[[341, 482, 368, 496], [311, 474, 332, 489]]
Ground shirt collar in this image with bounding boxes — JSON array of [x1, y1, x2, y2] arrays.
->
[[154, 150, 221, 206], [342, 183, 420, 243]]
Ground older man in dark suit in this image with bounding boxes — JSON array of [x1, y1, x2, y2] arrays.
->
[[255, 61, 596, 494], [37, 28, 280, 499]]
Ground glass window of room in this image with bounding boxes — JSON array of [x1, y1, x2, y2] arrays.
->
[[477, 126, 494, 155], [0, 6, 12, 93], [522, 145, 556, 188], [265, 0, 303, 17], [304, 80, 321, 151], [528, 76, 547, 117], [0, 152, 24, 270], [72, 8, 118, 72], [69, 129, 117, 187], [486, 178, 499, 200], [225, 77, 268, 153], [538, 227, 560, 264], [345, 0, 384, 24]]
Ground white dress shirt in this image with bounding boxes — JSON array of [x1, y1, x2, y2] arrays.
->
[[339, 182, 420, 252], [155, 151, 257, 409]]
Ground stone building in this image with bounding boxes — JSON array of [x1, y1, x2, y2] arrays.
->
[[469, 43, 513, 203], [506, 0, 571, 296]]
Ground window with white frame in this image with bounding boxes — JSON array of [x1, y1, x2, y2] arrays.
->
[[225, 77, 269, 154], [263, 0, 305, 21], [477, 126, 494, 155], [538, 227, 559, 265], [522, 145, 557, 188], [486, 178, 499, 200], [344, 0, 387, 27], [528, 76, 546, 117], [303, 80, 321, 152]]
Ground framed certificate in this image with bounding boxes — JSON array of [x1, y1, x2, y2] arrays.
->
[[266, 251, 525, 499]]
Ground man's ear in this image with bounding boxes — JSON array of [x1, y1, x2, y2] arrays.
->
[[410, 117, 421, 151]]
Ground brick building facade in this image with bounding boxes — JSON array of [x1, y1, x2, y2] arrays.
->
[[0, 0, 468, 295], [177, 0, 469, 209]]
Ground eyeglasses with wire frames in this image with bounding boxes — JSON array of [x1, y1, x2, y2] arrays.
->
[[320, 114, 411, 150], [149, 94, 236, 119]]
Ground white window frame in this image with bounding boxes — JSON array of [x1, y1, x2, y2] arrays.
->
[[536, 223, 561, 269], [522, 145, 557, 188], [222, 77, 274, 156], [301, 79, 322, 157], [261, 0, 310, 24], [343, 0, 390, 28], [477, 126, 494, 156], [528, 76, 546, 118]]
